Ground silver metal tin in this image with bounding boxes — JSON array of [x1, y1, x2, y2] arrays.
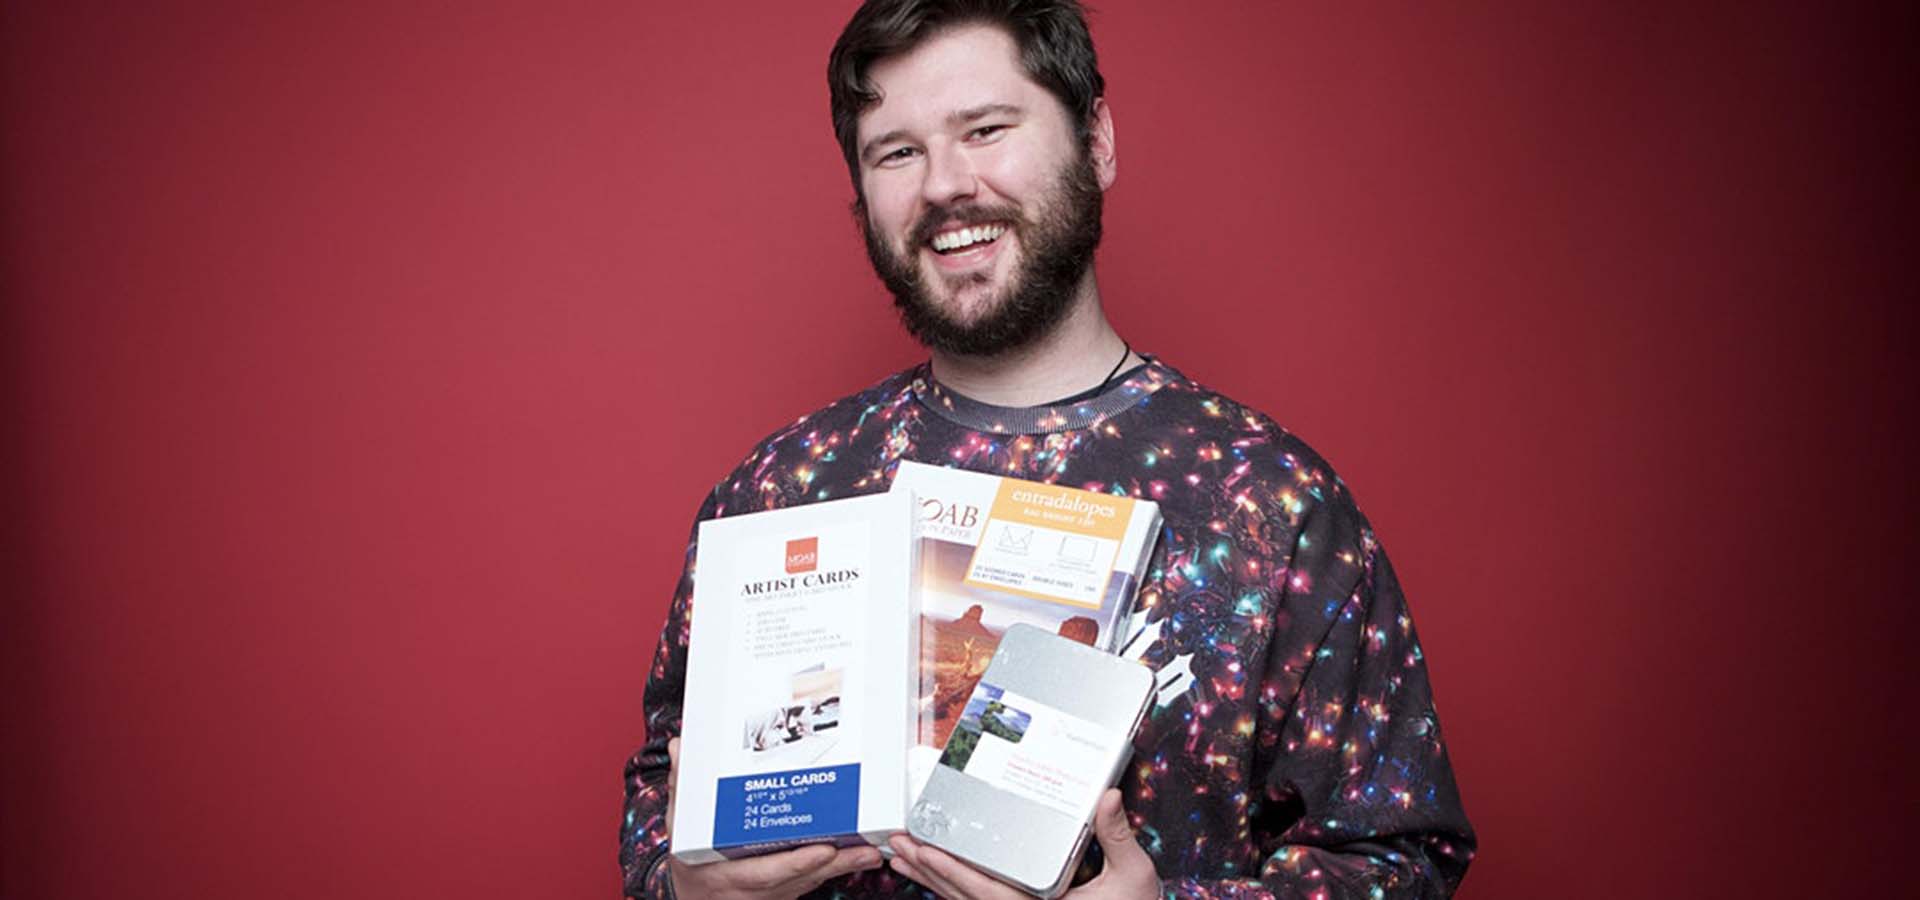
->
[[907, 624, 1155, 897]]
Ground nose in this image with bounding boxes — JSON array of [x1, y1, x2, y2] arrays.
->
[[920, 140, 977, 207]]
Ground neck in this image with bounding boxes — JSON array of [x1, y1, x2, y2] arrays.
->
[[928, 271, 1139, 407]]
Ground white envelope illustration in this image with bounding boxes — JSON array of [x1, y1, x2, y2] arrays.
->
[[996, 525, 1033, 553]]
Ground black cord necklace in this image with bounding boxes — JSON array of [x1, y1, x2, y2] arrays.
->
[[1095, 341, 1133, 393]]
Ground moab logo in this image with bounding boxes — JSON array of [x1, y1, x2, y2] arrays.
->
[[784, 537, 818, 574], [921, 499, 979, 529]]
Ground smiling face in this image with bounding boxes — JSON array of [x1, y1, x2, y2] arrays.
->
[[854, 25, 1115, 356]]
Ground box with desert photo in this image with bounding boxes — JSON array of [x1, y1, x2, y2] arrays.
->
[[890, 461, 1162, 797]]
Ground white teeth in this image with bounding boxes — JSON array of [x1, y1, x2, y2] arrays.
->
[[932, 224, 1005, 252]]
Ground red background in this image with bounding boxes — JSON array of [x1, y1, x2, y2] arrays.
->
[[4, 2, 1913, 898]]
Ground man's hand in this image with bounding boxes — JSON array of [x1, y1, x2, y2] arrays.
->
[[885, 789, 1160, 900], [664, 738, 884, 899]]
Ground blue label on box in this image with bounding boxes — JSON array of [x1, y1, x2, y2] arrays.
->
[[713, 763, 862, 848]]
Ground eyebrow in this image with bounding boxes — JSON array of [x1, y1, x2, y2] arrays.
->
[[860, 103, 1027, 164]]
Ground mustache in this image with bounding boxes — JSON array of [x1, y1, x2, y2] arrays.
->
[[909, 203, 1022, 247]]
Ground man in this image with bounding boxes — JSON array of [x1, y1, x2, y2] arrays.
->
[[621, 1, 1475, 897]]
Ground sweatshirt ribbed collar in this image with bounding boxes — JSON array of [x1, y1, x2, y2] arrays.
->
[[909, 357, 1180, 435]]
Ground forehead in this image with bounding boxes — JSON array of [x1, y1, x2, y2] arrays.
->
[[856, 24, 1056, 140]]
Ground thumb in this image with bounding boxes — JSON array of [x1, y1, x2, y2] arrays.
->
[[667, 738, 681, 793], [1090, 789, 1141, 859], [665, 738, 681, 837], [1086, 789, 1159, 891]]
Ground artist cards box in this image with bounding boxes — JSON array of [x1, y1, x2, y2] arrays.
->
[[670, 491, 919, 864], [890, 460, 1162, 798]]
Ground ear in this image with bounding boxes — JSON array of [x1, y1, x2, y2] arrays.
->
[[1087, 97, 1117, 191]]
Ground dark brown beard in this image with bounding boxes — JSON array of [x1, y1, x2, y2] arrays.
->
[[859, 152, 1104, 357]]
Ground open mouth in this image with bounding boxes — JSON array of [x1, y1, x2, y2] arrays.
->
[[928, 223, 1008, 255]]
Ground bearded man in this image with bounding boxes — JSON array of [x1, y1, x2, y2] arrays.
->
[[621, 2, 1475, 897]]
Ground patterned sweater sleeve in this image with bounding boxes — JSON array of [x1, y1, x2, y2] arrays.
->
[[618, 487, 721, 899], [1170, 497, 1476, 898]]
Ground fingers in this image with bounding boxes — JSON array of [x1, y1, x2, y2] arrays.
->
[[886, 853, 937, 894], [807, 845, 885, 888], [886, 836, 946, 895], [889, 835, 1021, 900], [887, 837, 961, 898], [676, 844, 833, 896], [676, 843, 881, 899], [737, 843, 884, 893], [736, 843, 839, 890]]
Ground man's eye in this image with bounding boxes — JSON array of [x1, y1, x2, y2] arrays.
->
[[968, 125, 1007, 141], [877, 147, 918, 166]]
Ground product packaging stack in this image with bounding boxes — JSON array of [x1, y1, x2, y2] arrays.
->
[[670, 464, 1162, 871]]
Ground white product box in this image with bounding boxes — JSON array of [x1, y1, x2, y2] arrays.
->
[[670, 491, 919, 864]]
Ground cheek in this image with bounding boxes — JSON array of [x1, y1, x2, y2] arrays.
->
[[978, 140, 1075, 206], [974, 148, 1044, 197], [862, 177, 918, 234], [864, 206, 907, 248]]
